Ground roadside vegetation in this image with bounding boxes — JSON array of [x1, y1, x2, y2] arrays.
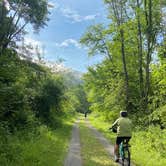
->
[[0, 50, 86, 165], [0, 1, 89, 164], [0, 116, 74, 166]]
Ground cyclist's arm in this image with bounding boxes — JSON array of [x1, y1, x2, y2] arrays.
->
[[111, 119, 119, 129]]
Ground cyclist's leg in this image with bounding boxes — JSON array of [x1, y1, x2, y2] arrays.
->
[[114, 144, 119, 157], [124, 137, 131, 145], [114, 137, 123, 162], [114, 145, 119, 162]]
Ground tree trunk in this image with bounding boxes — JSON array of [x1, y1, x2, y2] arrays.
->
[[109, 0, 130, 111], [144, 0, 152, 112], [120, 28, 129, 111], [136, 0, 144, 106]]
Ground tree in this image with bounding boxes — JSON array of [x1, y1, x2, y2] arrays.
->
[[143, 0, 163, 112], [80, 24, 112, 60], [104, 0, 131, 111], [135, 0, 144, 101], [81, 0, 165, 117], [0, 0, 49, 53]]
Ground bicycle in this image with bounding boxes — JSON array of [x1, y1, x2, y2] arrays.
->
[[119, 138, 131, 166], [109, 127, 131, 166]]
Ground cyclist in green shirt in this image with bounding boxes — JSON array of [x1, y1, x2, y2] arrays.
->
[[110, 111, 132, 162]]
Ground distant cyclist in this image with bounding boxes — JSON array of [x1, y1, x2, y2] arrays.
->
[[110, 111, 132, 162], [84, 112, 88, 118]]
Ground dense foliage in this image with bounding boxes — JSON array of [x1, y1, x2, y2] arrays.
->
[[0, 0, 49, 52], [80, 1, 166, 164], [81, 0, 166, 127], [0, 1, 90, 163], [0, 49, 87, 164]]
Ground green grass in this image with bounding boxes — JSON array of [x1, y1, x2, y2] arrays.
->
[[88, 113, 166, 166], [79, 116, 117, 166], [20, 124, 72, 166], [130, 127, 166, 166], [88, 113, 116, 144], [0, 115, 75, 166]]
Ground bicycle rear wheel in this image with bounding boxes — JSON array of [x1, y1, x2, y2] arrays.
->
[[124, 148, 130, 166]]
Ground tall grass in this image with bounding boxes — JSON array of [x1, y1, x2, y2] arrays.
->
[[0, 115, 75, 166], [130, 126, 166, 166]]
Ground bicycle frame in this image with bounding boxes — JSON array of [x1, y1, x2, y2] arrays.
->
[[119, 139, 130, 166]]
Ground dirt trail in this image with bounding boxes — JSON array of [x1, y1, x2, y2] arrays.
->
[[85, 119, 122, 166], [64, 120, 82, 166], [85, 119, 115, 159], [64, 117, 134, 166]]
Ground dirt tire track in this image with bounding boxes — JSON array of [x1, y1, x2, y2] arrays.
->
[[64, 120, 82, 166]]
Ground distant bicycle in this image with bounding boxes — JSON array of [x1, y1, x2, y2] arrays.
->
[[119, 138, 131, 166]]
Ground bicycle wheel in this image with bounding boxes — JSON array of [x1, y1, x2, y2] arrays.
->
[[119, 143, 125, 165], [124, 148, 130, 166]]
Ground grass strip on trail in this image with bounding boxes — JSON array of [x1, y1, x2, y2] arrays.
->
[[79, 117, 117, 166]]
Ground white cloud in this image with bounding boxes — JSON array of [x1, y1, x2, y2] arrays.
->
[[48, 1, 59, 10], [84, 15, 97, 20], [55, 39, 81, 49], [24, 37, 42, 47], [61, 8, 82, 22], [61, 7, 99, 22], [24, 38, 44, 57], [17, 37, 45, 61], [82, 14, 98, 21]]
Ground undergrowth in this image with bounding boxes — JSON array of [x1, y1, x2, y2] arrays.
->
[[0, 115, 75, 166]]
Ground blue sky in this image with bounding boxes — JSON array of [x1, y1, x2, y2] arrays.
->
[[26, 0, 108, 73]]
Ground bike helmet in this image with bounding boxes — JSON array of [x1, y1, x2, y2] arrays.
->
[[120, 111, 128, 117]]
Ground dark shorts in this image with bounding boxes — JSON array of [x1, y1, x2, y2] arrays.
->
[[116, 137, 131, 145]]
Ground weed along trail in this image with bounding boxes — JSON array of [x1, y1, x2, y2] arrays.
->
[[64, 119, 82, 166]]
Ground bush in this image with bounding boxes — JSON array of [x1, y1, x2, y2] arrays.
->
[[131, 126, 166, 166], [150, 105, 166, 129], [0, 114, 75, 166]]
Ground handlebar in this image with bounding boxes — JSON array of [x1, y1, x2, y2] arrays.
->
[[109, 127, 117, 133]]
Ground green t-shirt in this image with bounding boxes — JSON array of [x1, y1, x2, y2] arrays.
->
[[112, 117, 132, 137]]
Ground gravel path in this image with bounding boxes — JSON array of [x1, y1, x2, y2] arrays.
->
[[85, 119, 115, 159], [64, 118, 134, 166], [64, 120, 82, 166]]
